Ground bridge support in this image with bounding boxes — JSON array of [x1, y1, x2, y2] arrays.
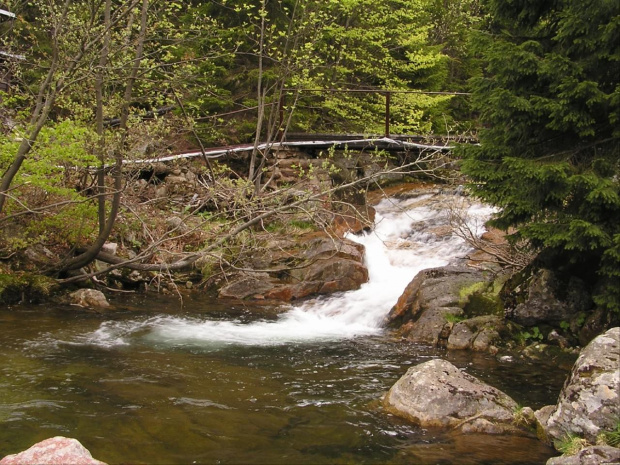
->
[[384, 92, 391, 138]]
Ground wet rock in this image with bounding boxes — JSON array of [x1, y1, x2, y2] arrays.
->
[[69, 289, 110, 308], [218, 273, 275, 299], [303, 237, 365, 262], [401, 307, 463, 346], [217, 235, 368, 301], [536, 327, 620, 445], [384, 266, 491, 328], [0, 436, 107, 465], [446, 316, 504, 352], [506, 269, 592, 326], [383, 359, 523, 435], [302, 257, 368, 294], [546, 445, 620, 465]]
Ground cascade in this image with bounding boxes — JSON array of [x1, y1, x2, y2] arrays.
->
[[84, 191, 493, 348]]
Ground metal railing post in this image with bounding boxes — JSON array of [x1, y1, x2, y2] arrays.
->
[[384, 91, 391, 138]]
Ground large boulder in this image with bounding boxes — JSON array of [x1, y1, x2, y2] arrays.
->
[[217, 236, 368, 301], [383, 359, 524, 435], [383, 266, 506, 353], [505, 268, 592, 326], [0, 437, 107, 465], [536, 327, 620, 444], [384, 266, 492, 328]]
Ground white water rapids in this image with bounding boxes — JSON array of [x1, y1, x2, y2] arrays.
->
[[83, 191, 494, 348]]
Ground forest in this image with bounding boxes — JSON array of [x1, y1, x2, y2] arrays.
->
[[0, 0, 618, 315], [0, 1, 619, 464]]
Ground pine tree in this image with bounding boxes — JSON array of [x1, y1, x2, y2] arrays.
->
[[462, 0, 620, 311]]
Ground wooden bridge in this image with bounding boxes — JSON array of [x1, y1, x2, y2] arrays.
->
[[125, 133, 464, 168]]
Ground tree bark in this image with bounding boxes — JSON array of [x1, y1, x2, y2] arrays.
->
[[57, 0, 150, 273]]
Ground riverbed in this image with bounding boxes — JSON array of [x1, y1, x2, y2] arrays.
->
[[0, 192, 567, 464]]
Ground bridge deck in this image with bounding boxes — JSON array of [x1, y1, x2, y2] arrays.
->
[[123, 135, 457, 167]]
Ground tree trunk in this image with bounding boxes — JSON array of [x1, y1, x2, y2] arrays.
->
[[57, 0, 150, 273]]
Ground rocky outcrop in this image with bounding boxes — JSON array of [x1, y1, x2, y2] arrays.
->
[[69, 289, 110, 308], [218, 236, 368, 301], [546, 445, 620, 465], [505, 268, 592, 327], [536, 327, 620, 445], [384, 266, 493, 328], [383, 359, 524, 435], [0, 436, 107, 465], [384, 266, 506, 352]]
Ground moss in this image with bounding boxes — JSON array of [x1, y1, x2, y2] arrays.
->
[[0, 272, 58, 304], [459, 281, 490, 305], [459, 280, 504, 317]]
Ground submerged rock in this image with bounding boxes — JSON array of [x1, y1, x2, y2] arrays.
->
[[0, 436, 107, 465], [383, 359, 524, 435], [536, 327, 620, 445]]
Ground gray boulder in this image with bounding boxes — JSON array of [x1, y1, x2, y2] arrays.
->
[[536, 327, 620, 444], [383, 359, 524, 435], [0, 436, 107, 465], [546, 445, 620, 465], [506, 269, 592, 326], [446, 315, 504, 352], [384, 266, 492, 328]]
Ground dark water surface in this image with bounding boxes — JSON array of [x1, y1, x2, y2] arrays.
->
[[0, 294, 565, 464]]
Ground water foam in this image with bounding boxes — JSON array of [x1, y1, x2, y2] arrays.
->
[[83, 191, 494, 348]]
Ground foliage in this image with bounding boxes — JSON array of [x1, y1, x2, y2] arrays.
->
[[554, 433, 589, 456], [462, 0, 620, 312], [597, 421, 620, 448], [521, 326, 544, 343]]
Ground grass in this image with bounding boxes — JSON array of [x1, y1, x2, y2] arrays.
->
[[597, 421, 620, 448], [554, 433, 589, 456]]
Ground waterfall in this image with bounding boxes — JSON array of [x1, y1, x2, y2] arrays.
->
[[83, 191, 494, 348]]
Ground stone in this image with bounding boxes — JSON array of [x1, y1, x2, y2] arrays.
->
[[100, 242, 117, 255], [165, 216, 188, 233], [303, 258, 369, 294], [383, 359, 523, 434], [303, 237, 365, 262], [506, 269, 592, 326], [546, 445, 620, 465], [403, 307, 463, 346], [0, 436, 107, 465], [69, 289, 110, 308], [536, 327, 620, 444], [446, 316, 503, 351], [447, 321, 475, 350], [218, 273, 275, 300], [384, 266, 491, 328]]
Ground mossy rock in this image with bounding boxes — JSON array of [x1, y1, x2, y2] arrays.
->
[[0, 273, 58, 304], [460, 275, 506, 317]]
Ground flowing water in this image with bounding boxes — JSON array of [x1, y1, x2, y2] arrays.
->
[[0, 191, 566, 464]]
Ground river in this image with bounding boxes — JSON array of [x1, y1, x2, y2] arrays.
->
[[0, 191, 565, 464]]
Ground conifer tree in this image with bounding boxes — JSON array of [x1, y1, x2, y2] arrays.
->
[[463, 0, 620, 312]]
